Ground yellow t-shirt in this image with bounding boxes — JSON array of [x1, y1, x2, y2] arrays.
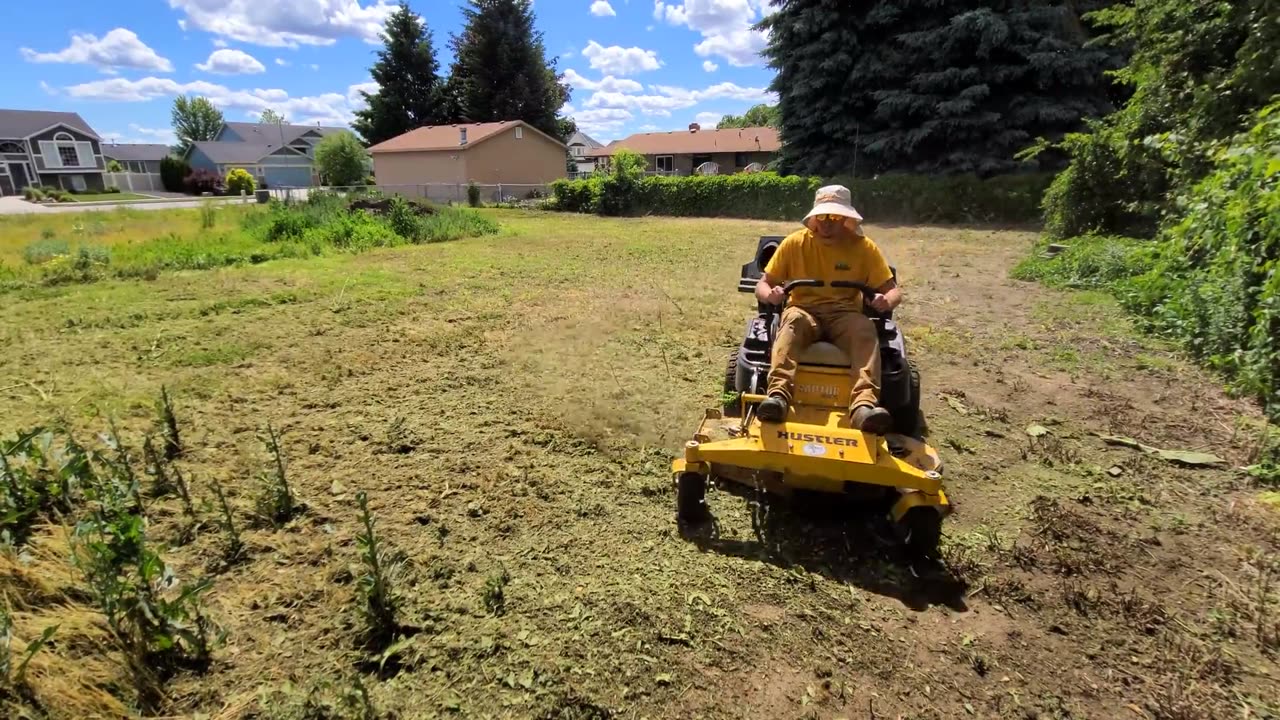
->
[[763, 228, 893, 311]]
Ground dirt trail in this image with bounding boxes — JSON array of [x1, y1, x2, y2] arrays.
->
[[2, 213, 1276, 719]]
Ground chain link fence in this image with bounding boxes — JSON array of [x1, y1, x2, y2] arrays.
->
[[263, 183, 552, 206]]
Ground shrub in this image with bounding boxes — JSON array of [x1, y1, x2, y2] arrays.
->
[[387, 197, 420, 239], [598, 149, 647, 216], [23, 238, 70, 265], [1011, 235, 1153, 290], [106, 186, 121, 194], [1118, 101, 1280, 418], [467, 182, 481, 208], [549, 177, 602, 213], [314, 131, 367, 187], [185, 169, 224, 195], [225, 168, 256, 196], [160, 156, 190, 193]]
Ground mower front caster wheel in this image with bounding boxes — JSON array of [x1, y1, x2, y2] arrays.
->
[[896, 506, 943, 560], [676, 472, 709, 524]]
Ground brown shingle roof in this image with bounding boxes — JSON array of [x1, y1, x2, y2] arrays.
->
[[587, 126, 780, 157], [367, 120, 564, 153]]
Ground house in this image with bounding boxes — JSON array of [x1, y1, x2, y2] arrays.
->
[[183, 121, 346, 187], [102, 143, 170, 173], [567, 130, 603, 173], [0, 108, 106, 196], [368, 121, 567, 198], [588, 124, 780, 176]]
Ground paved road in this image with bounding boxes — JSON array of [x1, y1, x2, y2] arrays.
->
[[0, 195, 257, 215]]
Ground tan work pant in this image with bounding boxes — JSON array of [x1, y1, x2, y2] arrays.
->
[[767, 305, 880, 411]]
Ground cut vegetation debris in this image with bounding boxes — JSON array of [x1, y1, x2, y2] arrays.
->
[[0, 211, 1276, 718], [1099, 435, 1228, 468]]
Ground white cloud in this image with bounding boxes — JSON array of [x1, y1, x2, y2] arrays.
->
[[102, 124, 179, 145], [581, 40, 661, 76], [639, 124, 660, 132], [275, 58, 290, 66], [196, 49, 266, 75], [590, 1, 616, 17], [654, 0, 769, 66], [20, 28, 173, 73], [39, 81, 57, 96], [347, 81, 378, 109], [573, 107, 633, 138], [584, 81, 774, 117], [695, 111, 723, 126], [310, 63, 320, 71], [702, 60, 718, 72], [213, 38, 229, 48], [64, 76, 371, 127], [166, 0, 397, 47], [563, 69, 644, 94]]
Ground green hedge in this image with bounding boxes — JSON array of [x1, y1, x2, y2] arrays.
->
[[549, 170, 1050, 225]]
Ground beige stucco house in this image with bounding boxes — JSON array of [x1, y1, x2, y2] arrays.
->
[[588, 124, 780, 176], [368, 120, 566, 200]]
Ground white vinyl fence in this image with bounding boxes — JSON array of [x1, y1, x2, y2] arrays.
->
[[104, 172, 163, 193], [266, 183, 552, 206]]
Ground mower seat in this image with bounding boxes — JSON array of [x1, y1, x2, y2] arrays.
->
[[799, 341, 850, 367]]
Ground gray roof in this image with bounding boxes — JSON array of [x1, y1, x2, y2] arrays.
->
[[0, 108, 100, 140], [102, 143, 171, 162], [568, 131, 603, 149], [190, 141, 281, 164], [223, 121, 345, 144]]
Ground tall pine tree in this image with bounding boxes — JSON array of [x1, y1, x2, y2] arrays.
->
[[352, 3, 447, 146], [447, 0, 572, 140], [760, 0, 1120, 177]]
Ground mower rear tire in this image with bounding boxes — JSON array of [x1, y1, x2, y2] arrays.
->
[[891, 367, 924, 439], [676, 472, 709, 524], [897, 506, 943, 561], [723, 351, 742, 417]]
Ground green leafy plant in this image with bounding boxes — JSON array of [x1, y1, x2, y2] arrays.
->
[[106, 159, 124, 172], [254, 423, 297, 527], [209, 479, 245, 565], [159, 156, 190, 193], [225, 168, 256, 196], [155, 385, 182, 460], [199, 201, 217, 230], [141, 434, 173, 498], [354, 491, 400, 647], [467, 182, 481, 208], [0, 603, 58, 688], [314, 131, 368, 187], [1, 427, 90, 547], [481, 565, 510, 616]]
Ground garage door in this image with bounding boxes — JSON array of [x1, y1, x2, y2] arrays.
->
[[262, 166, 314, 188]]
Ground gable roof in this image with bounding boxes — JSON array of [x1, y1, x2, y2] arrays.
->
[[367, 120, 565, 154], [589, 126, 780, 157], [568, 131, 603, 149], [222, 121, 345, 144], [102, 143, 171, 162], [189, 141, 281, 164], [0, 108, 100, 140]]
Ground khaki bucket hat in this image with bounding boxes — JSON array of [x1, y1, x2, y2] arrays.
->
[[802, 184, 864, 232]]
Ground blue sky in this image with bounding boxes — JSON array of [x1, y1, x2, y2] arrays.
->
[[1, 0, 777, 145]]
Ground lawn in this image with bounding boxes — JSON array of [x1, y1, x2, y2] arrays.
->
[[1, 209, 1276, 719], [66, 191, 153, 202]]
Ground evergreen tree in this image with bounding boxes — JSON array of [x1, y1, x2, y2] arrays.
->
[[760, 0, 1120, 176], [352, 3, 447, 146], [447, 0, 572, 140]]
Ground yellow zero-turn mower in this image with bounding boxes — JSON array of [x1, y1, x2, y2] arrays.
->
[[671, 235, 951, 558]]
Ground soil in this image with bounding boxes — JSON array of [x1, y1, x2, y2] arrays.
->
[[1, 213, 1276, 719]]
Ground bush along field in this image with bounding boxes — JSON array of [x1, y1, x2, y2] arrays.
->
[[549, 150, 1051, 225], [0, 191, 497, 291]]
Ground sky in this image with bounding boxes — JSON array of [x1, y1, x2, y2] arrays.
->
[[0, 0, 779, 146]]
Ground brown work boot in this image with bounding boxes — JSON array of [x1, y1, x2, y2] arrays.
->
[[756, 394, 789, 422], [851, 404, 892, 435]]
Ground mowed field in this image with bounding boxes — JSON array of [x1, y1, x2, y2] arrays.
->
[[1, 207, 1278, 719]]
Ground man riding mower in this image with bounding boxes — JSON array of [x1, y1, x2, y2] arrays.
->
[[671, 185, 950, 558]]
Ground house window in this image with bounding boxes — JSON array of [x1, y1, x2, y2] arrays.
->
[[655, 155, 674, 173], [59, 145, 80, 167], [735, 152, 749, 167], [0, 142, 21, 154], [515, 127, 523, 139]]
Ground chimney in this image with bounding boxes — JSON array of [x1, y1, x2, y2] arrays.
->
[[688, 122, 700, 133], [459, 127, 468, 145]]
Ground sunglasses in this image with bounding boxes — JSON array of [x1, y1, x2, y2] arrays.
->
[[815, 213, 846, 222]]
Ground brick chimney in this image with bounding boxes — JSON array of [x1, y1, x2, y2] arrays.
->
[[688, 122, 700, 133]]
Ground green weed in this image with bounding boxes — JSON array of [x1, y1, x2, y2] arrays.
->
[[1, 427, 90, 546], [155, 385, 182, 460], [209, 479, 245, 565], [482, 566, 511, 616], [254, 423, 297, 527], [0, 603, 58, 688], [355, 491, 401, 647]]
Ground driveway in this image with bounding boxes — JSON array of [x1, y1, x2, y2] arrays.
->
[[0, 195, 256, 215]]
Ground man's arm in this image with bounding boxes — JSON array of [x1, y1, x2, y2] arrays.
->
[[755, 273, 786, 305], [869, 278, 902, 313]]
